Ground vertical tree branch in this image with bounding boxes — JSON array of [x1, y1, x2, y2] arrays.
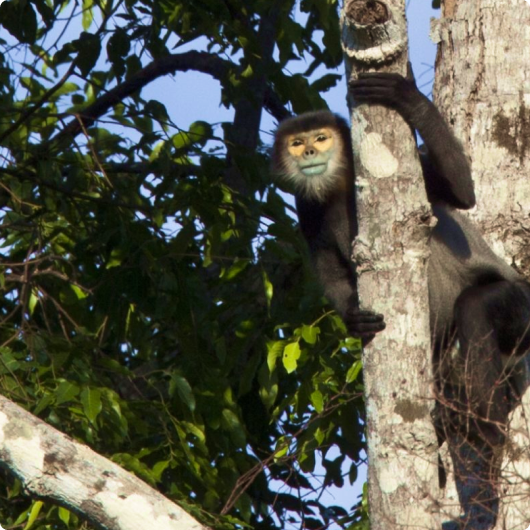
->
[[223, 3, 281, 194], [341, 1, 440, 527]]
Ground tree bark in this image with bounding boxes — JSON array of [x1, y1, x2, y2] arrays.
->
[[0, 396, 208, 530], [341, 1, 440, 528], [433, 0, 530, 528]]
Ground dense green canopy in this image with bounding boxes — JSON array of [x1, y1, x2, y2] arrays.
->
[[0, 0, 371, 528]]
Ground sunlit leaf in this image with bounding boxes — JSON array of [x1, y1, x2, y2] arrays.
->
[[282, 341, 301, 373], [23, 500, 43, 530], [58, 507, 71, 525], [310, 389, 324, 413], [301, 325, 319, 345], [346, 360, 362, 383]]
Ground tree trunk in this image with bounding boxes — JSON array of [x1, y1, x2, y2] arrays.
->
[[341, 1, 440, 528], [433, 0, 530, 528], [0, 396, 208, 530]]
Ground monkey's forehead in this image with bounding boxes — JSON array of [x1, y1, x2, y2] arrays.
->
[[275, 111, 349, 137], [286, 127, 333, 140]]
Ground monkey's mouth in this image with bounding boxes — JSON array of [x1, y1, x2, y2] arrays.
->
[[300, 164, 326, 176]]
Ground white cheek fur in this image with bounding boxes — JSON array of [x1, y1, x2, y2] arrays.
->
[[279, 150, 348, 202]]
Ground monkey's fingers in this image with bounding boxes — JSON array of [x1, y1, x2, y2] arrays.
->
[[349, 74, 403, 92], [355, 72, 404, 81], [349, 75, 418, 107], [350, 88, 397, 105], [354, 70, 417, 89], [349, 81, 400, 107], [347, 308, 385, 322], [361, 334, 376, 347], [345, 309, 386, 337]]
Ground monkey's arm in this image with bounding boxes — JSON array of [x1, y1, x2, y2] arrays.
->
[[312, 244, 385, 340], [296, 197, 385, 340], [349, 73, 476, 210]]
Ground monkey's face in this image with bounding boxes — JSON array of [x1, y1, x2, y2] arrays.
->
[[274, 128, 347, 202], [272, 112, 351, 202], [287, 128, 335, 177]]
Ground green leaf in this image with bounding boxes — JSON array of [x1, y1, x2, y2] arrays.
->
[[55, 381, 80, 405], [58, 507, 71, 525], [169, 374, 196, 412], [181, 421, 205, 443], [28, 290, 39, 315], [349, 463, 358, 485], [346, 360, 363, 384], [82, 0, 94, 30], [34, 393, 54, 415], [241, 64, 253, 78], [80, 387, 102, 424], [107, 30, 130, 78], [23, 500, 43, 530], [301, 325, 319, 345], [221, 258, 248, 280], [106, 247, 124, 268], [172, 131, 193, 150], [0, 1, 374, 522], [71, 284, 88, 300], [222, 409, 240, 430], [310, 389, 324, 413], [0, 1, 38, 44], [189, 121, 213, 145], [274, 437, 290, 461], [262, 270, 273, 308], [311, 74, 341, 93], [258, 361, 279, 409], [152, 460, 170, 481], [282, 341, 301, 373], [266, 340, 284, 372], [314, 427, 325, 446], [222, 409, 246, 446], [75, 32, 102, 77], [0, 348, 20, 373]]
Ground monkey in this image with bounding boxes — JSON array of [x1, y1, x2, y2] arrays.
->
[[271, 111, 386, 342], [349, 71, 530, 448]]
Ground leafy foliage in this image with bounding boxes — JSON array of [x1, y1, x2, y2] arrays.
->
[[0, 0, 369, 529]]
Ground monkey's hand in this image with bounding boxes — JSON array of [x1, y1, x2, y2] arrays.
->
[[348, 72, 424, 122], [344, 307, 385, 345]]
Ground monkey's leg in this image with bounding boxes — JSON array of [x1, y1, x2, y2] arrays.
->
[[454, 280, 530, 445]]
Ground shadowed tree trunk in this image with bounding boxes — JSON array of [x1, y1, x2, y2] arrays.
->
[[433, 1, 530, 528]]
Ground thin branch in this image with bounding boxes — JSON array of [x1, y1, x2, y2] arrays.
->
[[0, 4, 116, 146], [0, 62, 77, 146], [49, 51, 289, 151]]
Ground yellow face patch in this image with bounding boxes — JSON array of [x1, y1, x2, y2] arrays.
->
[[287, 128, 335, 158]]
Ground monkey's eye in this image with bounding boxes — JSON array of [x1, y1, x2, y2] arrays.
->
[[315, 135, 329, 142], [291, 139, 304, 147]]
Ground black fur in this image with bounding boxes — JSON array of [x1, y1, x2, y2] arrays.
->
[[273, 111, 350, 140], [272, 111, 385, 341]]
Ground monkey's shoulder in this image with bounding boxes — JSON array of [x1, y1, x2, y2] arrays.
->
[[430, 204, 521, 283]]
